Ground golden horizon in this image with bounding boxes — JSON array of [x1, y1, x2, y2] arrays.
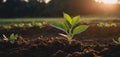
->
[[95, 0, 119, 4]]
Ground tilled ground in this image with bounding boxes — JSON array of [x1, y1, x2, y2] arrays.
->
[[0, 24, 120, 57], [0, 37, 120, 57]]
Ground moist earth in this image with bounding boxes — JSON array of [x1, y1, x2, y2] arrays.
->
[[0, 24, 120, 57]]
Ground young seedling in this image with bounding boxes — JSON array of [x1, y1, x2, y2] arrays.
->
[[26, 23, 32, 27], [2, 33, 18, 44], [3, 25, 12, 30], [97, 22, 117, 27], [113, 37, 120, 44], [18, 23, 25, 28], [34, 22, 43, 28], [32, 21, 43, 28], [51, 13, 88, 44]]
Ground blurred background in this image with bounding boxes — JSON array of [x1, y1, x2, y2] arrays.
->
[[0, 0, 120, 18]]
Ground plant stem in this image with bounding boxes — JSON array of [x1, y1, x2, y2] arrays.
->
[[67, 27, 73, 44]]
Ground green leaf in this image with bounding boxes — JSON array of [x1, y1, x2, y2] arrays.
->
[[15, 34, 18, 39], [73, 25, 88, 35], [63, 13, 72, 25], [51, 22, 67, 32], [35, 23, 42, 27], [10, 33, 15, 40], [72, 16, 80, 26], [118, 37, 120, 43], [3, 25, 12, 30], [10, 33, 18, 44]]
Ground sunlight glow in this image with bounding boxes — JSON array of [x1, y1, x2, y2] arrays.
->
[[2, 0, 50, 3], [24, 0, 29, 2], [95, 0, 118, 4], [45, 0, 50, 3], [3, 0, 7, 3]]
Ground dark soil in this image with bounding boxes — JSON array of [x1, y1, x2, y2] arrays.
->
[[0, 23, 120, 57]]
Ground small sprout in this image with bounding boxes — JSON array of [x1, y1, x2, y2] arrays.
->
[[97, 22, 104, 27], [34, 23, 42, 27], [2, 33, 18, 44], [105, 23, 111, 27], [18, 23, 25, 27], [12, 24, 18, 27], [9, 33, 18, 44], [3, 25, 12, 30], [26, 23, 32, 27], [51, 13, 88, 44], [97, 22, 117, 27], [32, 22, 43, 28], [111, 23, 117, 27], [113, 37, 120, 44], [2, 34, 9, 41]]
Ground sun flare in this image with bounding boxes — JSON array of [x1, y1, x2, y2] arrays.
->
[[95, 0, 118, 4]]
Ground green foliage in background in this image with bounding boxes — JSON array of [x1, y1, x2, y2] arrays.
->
[[3, 25, 12, 30], [32, 21, 43, 28], [97, 22, 117, 27]]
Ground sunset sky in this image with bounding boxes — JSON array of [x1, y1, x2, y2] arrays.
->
[[3, 0, 120, 4], [46, 0, 120, 4], [95, 0, 119, 4]]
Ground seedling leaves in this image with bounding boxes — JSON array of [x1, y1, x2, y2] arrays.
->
[[73, 25, 88, 35], [51, 22, 67, 32], [63, 13, 72, 25], [72, 16, 80, 26]]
